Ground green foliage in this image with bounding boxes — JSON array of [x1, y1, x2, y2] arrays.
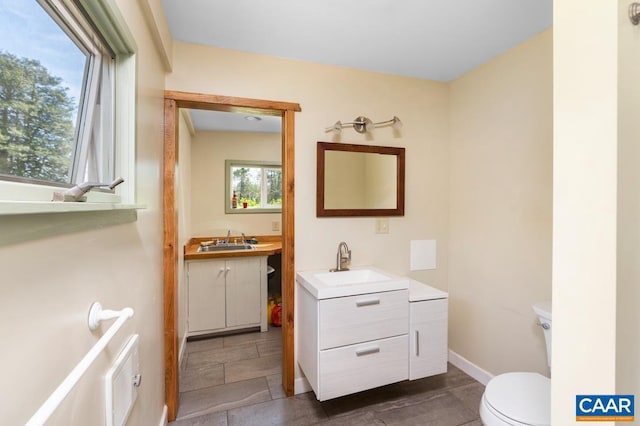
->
[[232, 166, 261, 205], [266, 168, 281, 205], [0, 51, 75, 182]]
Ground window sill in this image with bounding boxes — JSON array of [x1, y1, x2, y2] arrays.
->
[[0, 201, 145, 216]]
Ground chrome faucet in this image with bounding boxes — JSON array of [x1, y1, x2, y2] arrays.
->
[[52, 177, 124, 202], [331, 241, 351, 272]]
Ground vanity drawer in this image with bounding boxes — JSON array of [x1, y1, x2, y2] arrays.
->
[[318, 335, 408, 400], [319, 290, 408, 349]]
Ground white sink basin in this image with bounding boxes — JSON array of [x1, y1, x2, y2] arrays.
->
[[313, 269, 392, 286], [297, 266, 409, 299]]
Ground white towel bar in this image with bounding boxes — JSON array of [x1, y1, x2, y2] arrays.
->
[[26, 302, 134, 426]]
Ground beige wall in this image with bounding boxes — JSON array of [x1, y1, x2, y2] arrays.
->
[[617, 0, 640, 402], [167, 43, 450, 288], [189, 130, 282, 237], [553, 1, 618, 424], [1, 1, 168, 424], [448, 30, 553, 376], [166, 42, 450, 385]]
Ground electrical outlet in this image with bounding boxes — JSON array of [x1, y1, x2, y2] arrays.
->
[[376, 218, 389, 234], [272, 221, 280, 232]]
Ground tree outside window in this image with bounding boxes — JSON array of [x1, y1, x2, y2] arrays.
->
[[0, 0, 115, 186], [0, 52, 76, 183]]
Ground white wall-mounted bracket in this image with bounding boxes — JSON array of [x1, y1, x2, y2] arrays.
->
[[88, 302, 134, 330]]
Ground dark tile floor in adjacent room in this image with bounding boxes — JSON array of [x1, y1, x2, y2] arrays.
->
[[170, 327, 485, 426]]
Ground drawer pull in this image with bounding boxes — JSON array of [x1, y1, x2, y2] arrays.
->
[[355, 346, 380, 357], [415, 330, 420, 356], [355, 298, 380, 307]]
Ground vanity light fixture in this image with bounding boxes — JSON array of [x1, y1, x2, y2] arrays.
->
[[325, 116, 402, 134], [630, 2, 640, 25]]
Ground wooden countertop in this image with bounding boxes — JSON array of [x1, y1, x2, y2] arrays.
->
[[184, 235, 282, 260]]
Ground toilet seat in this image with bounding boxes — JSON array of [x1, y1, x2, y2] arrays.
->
[[481, 372, 550, 426]]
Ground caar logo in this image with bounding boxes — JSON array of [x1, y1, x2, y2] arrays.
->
[[576, 395, 634, 422]]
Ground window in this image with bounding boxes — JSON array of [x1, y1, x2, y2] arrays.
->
[[0, 0, 134, 205], [225, 160, 282, 213]]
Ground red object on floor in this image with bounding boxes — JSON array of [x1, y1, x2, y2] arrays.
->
[[271, 304, 282, 327]]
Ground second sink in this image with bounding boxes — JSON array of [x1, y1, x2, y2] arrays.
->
[[197, 244, 254, 253]]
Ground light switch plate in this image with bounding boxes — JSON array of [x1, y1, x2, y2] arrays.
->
[[376, 218, 389, 234], [272, 221, 280, 231]]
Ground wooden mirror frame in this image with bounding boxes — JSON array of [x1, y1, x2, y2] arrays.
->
[[163, 91, 300, 421], [316, 142, 405, 217]]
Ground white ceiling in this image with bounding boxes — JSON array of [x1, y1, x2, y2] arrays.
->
[[189, 109, 281, 133], [165, 0, 552, 132]]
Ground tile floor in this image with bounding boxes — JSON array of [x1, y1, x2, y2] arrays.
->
[[170, 327, 485, 426]]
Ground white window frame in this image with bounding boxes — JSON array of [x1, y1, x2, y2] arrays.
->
[[225, 160, 282, 214], [0, 0, 136, 211]]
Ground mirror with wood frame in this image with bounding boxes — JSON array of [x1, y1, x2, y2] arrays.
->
[[316, 141, 405, 217]]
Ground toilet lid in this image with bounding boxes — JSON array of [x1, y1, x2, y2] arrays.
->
[[484, 372, 550, 426]]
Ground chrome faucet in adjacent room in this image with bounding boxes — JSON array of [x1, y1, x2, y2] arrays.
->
[[331, 241, 351, 272]]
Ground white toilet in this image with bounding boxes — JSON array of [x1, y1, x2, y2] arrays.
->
[[479, 301, 552, 426]]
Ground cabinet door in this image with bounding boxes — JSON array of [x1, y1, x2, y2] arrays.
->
[[225, 257, 262, 327], [187, 260, 226, 332], [409, 299, 448, 380]]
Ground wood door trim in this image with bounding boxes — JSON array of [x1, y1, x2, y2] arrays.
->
[[281, 109, 295, 395], [163, 98, 179, 420], [163, 91, 300, 421], [164, 90, 301, 114]]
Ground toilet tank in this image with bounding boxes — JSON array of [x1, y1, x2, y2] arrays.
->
[[532, 301, 552, 368]]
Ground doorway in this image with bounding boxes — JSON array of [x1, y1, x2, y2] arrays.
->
[[163, 91, 301, 421]]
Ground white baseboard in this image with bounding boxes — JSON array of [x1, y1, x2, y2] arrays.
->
[[159, 405, 168, 426], [448, 349, 493, 386], [178, 334, 187, 369], [294, 377, 312, 395]]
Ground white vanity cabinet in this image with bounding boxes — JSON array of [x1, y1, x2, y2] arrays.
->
[[408, 280, 448, 380], [298, 284, 409, 401], [187, 256, 267, 336], [296, 268, 449, 401]]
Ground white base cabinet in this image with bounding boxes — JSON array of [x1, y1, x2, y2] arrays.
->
[[187, 256, 267, 336], [298, 284, 409, 401], [297, 275, 449, 401], [409, 298, 448, 380]]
